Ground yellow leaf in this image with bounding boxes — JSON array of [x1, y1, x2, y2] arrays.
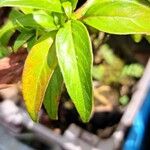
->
[[22, 33, 57, 121]]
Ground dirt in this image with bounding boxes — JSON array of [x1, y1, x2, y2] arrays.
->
[[0, 49, 27, 85]]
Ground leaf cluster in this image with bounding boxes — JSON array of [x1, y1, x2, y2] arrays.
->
[[0, 0, 149, 122]]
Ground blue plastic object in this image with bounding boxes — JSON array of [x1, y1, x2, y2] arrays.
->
[[123, 87, 150, 150]]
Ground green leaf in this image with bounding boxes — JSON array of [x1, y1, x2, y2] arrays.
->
[[22, 32, 57, 121], [0, 20, 15, 46], [9, 9, 24, 20], [13, 32, 34, 52], [0, 0, 63, 13], [62, 2, 72, 18], [33, 11, 58, 31], [10, 10, 57, 31], [69, 0, 78, 10], [44, 65, 63, 119], [20, 8, 34, 14], [27, 36, 37, 51], [0, 43, 11, 58], [9, 9, 37, 30], [131, 34, 143, 43], [56, 20, 93, 122], [145, 35, 150, 43], [61, 0, 78, 10], [82, 0, 150, 34]]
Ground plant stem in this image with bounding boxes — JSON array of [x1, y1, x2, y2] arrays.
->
[[74, 0, 93, 19]]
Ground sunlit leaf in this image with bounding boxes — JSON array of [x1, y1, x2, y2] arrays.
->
[[61, 0, 78, 10], [70, 0, 78, 10], [56, 20, 93, 122], [82, 0, 150, 34], [10, 9, 57, 31], [0, 0, 63, 13], [62, 1, 72, 18], [33, 11, 57, 31], [22, 32, 57, 121]]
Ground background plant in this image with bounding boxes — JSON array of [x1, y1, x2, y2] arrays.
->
[[0, 0, 150, 122]]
